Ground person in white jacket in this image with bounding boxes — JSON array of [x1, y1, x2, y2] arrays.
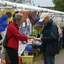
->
[[0, 29, 7, 54], [0, 28, 11, 64]]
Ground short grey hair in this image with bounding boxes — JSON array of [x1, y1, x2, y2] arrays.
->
[[13, 13, 24, 22]]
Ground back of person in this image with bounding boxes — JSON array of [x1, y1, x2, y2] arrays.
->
[[6, 22, 19, 50], [6, 13, 36, 64], [37, 13, 60, 64]]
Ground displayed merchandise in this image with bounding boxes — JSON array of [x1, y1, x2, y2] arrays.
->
[[24, 50, 28, 56], [26, 45, 33, 51], [18, 42, 27, 56], [2, 9, 15, 22], [21, 56, 34, 64]]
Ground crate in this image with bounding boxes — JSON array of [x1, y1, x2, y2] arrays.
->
[[21, 56, 34, 64]]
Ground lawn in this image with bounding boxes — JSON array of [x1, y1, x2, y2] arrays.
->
[[33, 53, 42, 63]]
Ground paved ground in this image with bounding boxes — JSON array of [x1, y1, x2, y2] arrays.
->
[[0, 48, 3, 60], [33, 50, 64, 64]]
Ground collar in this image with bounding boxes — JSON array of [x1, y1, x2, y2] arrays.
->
[[44, 19, 53, 27], [13, 22, 19, 30]]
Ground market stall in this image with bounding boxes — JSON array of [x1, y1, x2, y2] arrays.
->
[[0, 0, 64, 64]]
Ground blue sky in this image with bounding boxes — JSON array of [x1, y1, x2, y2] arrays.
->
[[33, 0, 54, 7]]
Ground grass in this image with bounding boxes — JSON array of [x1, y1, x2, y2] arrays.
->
[[33, 53, 42, 63], [60, 48, 64, 51]]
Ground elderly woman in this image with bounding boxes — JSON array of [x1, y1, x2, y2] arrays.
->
[[6, 13, 36, 64]]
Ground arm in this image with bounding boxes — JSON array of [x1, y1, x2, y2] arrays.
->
[[9, 26, 28, 41], [9, 26, 36, 41], [41, 25, 58, 42]]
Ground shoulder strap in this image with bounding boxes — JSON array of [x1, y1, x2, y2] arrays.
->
[[7, 35, 13, 41]]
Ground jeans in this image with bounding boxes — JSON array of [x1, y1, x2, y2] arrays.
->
[[43, 53, 55, 64]]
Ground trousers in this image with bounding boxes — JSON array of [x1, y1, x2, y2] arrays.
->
[[6, 47, 18, 64], [43, 53, 55, 64]]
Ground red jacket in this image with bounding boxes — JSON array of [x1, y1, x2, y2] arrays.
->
[[7, 22, 28, 50]]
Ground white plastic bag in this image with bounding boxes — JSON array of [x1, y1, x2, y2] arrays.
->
[[1, 46, 7, 54]]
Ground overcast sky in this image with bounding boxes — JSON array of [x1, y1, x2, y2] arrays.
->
[[33, 0, 54, 7]]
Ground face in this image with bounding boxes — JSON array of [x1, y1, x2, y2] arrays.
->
[[42, 17, 50, 24], [16, 18, 23, 25]]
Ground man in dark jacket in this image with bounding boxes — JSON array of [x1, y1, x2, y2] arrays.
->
[[37, 13, 59, 64]]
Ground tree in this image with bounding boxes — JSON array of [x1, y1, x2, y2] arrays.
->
[[52, 0, 64, 12]]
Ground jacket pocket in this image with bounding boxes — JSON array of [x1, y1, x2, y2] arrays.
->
[[46, 43, 56, 54]]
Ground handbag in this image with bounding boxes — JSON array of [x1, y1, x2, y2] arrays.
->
[[0, 34, 2, 40], [3, 35, 12, 48]]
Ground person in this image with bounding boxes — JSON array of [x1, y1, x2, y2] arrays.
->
[[62, 28, 64, 48], [37, 13, 59, 64], [6, 13, 36, 64], [57, 25, 62, 50]]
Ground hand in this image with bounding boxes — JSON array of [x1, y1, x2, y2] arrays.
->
[[32, 36, 37, 41], [27, 36, 37, 41], [32, 41, 36, 44], [36, 38, 42, 42], [19, 27, 22, 32]]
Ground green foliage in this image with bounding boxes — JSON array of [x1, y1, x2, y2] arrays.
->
[[33, 53, 42, 63], [52, 0, 64, 12]]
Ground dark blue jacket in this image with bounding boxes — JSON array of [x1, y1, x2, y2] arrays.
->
[[41, 19, 59, 55]]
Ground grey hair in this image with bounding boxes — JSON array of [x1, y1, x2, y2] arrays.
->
[[13, 13, 24, 22]]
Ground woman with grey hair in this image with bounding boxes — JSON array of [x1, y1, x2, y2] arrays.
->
[[6, 13, 36, 64]]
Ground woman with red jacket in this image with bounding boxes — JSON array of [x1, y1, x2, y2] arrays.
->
[[6, 13, 36, 64]]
